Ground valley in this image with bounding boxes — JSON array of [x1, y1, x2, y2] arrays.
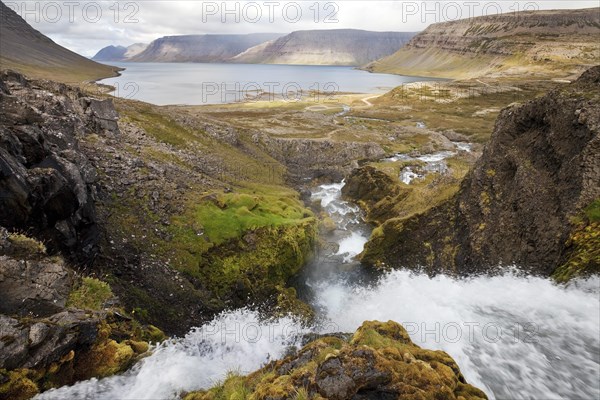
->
[[1, 2, 599, 399]]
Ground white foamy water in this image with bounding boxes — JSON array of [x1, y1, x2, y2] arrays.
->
[[36, 182, 600, 400], [313, 270, 600, 400], [384, 149, 462, 184], [36, 310, 311, 400], [336, 231, 368, 262]]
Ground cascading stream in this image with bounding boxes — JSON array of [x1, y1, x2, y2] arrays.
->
[[37, 176, 600, 400]]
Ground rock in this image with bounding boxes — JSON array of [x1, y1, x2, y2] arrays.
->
[[79, 98, 120, 134], [0, 315, 29, 370], [0, 256, 72, 317], [360, 66, 600, 277], [185, 320, 487, 400]]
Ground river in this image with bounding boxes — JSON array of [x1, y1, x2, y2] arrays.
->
[[36, 151, 600, 400]]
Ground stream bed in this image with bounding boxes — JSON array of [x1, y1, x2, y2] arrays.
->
[[36, 178, 600, 400]]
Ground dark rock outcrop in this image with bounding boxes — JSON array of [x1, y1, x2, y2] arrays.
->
[[359, 66, 600, 277], [185, 320, 487, 400], [0, 70, 119, 264]]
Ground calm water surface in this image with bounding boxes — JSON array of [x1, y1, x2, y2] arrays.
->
[[99, 62, 442, 105]]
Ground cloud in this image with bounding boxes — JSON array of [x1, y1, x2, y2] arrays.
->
[[3, 0, 597, 57]]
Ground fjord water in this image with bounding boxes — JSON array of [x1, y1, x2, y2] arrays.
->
[[99, 62, 441, 105], [37, 180, 600, 400]]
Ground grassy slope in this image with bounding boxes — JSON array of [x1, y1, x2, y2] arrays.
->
[[0, 2, 120, 83]]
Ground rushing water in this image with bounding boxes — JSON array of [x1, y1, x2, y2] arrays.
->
[[37, 172, 600, 400], [98, 62, 444, 105]]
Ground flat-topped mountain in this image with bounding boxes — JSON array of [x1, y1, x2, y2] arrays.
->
[[130, 33, 283, 63], [0, 1, 120, 82], [232, 29, 417, 66], [366, 8, 600, 78]]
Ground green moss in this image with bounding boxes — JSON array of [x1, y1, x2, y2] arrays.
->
[[200, 221, 317, 300], [584, 199, 600, 222], [188, 191, 312, 246], [143, 325, 167, 343], [67, 277, 113, 311]]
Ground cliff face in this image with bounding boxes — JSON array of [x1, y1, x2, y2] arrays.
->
[[367, 8, 600, 78], [0, 70, 121, 264], [232, 29, 416, 66], [0, 2, 119, 82], [185, 321, 487, 400], [358, 66, 600, 277], [131, 33, 282, 62]]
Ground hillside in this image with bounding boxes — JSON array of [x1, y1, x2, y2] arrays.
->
[[350, 66, 600, 278], [366, 8, 600, 79], [231, 29, 416, 66], [0, 1, 120, 82], [92, 43, 148, 62], [131, 33, 283, 62]]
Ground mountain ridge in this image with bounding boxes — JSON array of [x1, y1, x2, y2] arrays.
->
[[366, 7, 600, 79], [130, 33, 283, 63]]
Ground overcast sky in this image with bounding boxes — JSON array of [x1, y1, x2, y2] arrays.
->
[[3, 0, 597, 57]]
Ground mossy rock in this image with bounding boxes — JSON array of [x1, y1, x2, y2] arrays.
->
[[184, 320, 487, 400]]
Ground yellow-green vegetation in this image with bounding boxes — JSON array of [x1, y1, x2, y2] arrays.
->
[[0, 369, 39, 400], [553, 199, 600, 283], [184, 320, 487, 400], [5, 232, 47, 259], [67, 277, 113, 311]]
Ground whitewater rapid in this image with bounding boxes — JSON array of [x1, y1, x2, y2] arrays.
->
[[37, 181, 600, 400]]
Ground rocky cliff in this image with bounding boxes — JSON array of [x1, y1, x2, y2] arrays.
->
[[131, 33, 282, 63], [0, 70, 120, 264], [232, 29, 416, 66], [185, 320, 487, 400], [0, 2, 120, 83], [366, 8, 600, 79], [353, 66, 600, 278]]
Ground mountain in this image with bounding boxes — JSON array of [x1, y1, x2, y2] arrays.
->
[[92, 43, 148, 62], [366, 8, 600, 79], [231, 29, 417, 66], [0, 1, 120, 82], [92, 45, 127, 61], [130, 33, 283, 62]]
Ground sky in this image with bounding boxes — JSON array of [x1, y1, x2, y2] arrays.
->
[[2, 0, 598, 57]]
